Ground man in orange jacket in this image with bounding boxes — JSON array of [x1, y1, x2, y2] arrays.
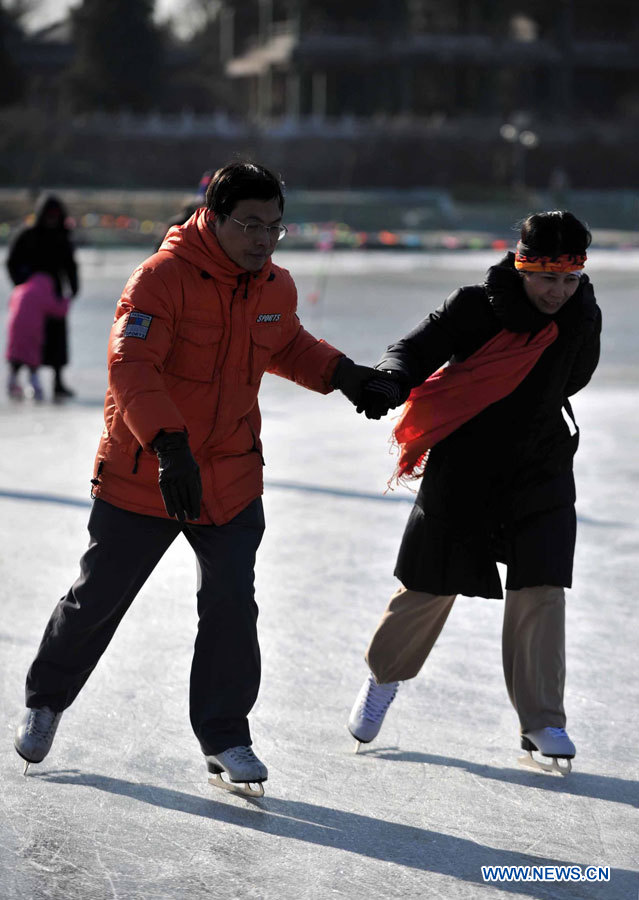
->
[[14, 161, 403, 796]]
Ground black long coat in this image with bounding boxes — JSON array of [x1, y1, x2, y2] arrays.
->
[[7, 196, 78, 369], [379, 254, 602, 599]]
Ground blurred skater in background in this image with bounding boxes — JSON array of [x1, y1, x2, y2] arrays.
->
[[7, 194, 79, 399], [348, 210, 601, 774], [155, 170, 214, 251], [5, 273, 71, 400]]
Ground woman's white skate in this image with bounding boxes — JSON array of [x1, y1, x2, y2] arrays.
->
[[347, 673, 399, 752], [206, 745, 267, 798], [518, 727, 575, 776]]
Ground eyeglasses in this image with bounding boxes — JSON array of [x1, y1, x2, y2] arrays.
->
[[229, 217, 288, 241]]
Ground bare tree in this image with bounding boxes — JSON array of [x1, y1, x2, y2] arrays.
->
[[66, 0, 165, 113]]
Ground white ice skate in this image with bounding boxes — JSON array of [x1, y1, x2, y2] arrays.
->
[[518, 727, 575, 776], [206, 745, 267, 798], [348, 672, 399, 752]]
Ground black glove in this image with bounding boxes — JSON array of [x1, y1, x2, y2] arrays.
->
[[330, 357, 380, 410], [358, 370, 411, 420], [152, 430, 202, 522]]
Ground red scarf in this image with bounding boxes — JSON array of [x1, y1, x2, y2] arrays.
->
[[390, 321, 558, 485]]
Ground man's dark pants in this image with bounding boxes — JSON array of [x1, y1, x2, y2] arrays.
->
[[25, 497, 265, 755]]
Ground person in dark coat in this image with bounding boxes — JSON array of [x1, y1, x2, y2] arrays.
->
[[347, 211, 601, 771], [7, 194, 79, 398], [154, 171, 214, 252]]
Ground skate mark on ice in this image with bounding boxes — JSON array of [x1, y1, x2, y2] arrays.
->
[[33, 771, 636, 898], [576, 512, 628, 528], [0, 488, 91, 509], [0, 482, 410, 510], [267, 479, 632, 523], [264, 479, 413, 504], [0, 485, 631, 528], [94, 846, 120, 900]]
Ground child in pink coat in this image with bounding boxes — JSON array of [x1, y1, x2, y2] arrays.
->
[[5, 273, 70, 400]]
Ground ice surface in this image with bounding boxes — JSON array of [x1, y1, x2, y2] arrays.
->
[[0, 249, 637, 899]]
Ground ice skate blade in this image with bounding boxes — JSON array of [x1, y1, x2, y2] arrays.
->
[[518, 751, 572, 777], [347, 728, 367, 753], [208, 773, 265, 798], [22, 760, 30, 776]]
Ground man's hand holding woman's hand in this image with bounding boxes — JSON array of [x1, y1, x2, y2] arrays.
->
[[358, 370, 411, 419], [331, 357, 410, 419]]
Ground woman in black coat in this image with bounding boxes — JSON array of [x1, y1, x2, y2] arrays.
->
[[348, 211, 601, 773], [7, 195, 79, 398]]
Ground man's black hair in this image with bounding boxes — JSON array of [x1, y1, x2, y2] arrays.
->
[[205, 162, 285, 217]]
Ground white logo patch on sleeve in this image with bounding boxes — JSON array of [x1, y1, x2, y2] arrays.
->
[[125, 311, 153, 339]]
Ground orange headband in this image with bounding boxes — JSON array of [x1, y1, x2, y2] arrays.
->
[[514, 242, 586, 273]]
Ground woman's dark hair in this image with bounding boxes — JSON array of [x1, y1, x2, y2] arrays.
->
[[34, 194, 69, 230], [205, 161, 284, 217], [519, 210, 591, 257]]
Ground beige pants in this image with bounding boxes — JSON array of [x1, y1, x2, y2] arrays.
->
[[365, 584, 566, 731]]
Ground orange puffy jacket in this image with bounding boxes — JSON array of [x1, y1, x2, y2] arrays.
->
[[91, 208, 343, 524]]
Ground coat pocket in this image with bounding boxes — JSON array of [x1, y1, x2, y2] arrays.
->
[[165, 321, 224, 382], [109, 411, 138, 454], [249, 324, 282, 384]]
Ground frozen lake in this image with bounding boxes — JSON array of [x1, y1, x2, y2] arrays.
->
[[0, 248, 637, 899]]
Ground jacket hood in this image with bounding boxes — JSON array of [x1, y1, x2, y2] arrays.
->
[[484, 251, 596, 334], [158, 207, 274, 287]]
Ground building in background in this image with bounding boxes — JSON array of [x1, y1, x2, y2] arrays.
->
[[1, 0, 639, 193], [222, 0, 639, 124]]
